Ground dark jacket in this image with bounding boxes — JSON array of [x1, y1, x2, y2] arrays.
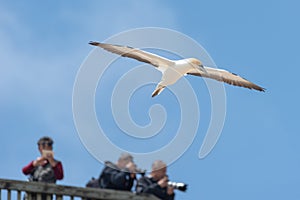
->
[[136, 176, 175, 200], [98, 161, 135, 191]]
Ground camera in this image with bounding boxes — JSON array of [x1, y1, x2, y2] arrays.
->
[[135, 168, 146, 176], [168, 181, 188, 192], [42, 150, 54, 158]]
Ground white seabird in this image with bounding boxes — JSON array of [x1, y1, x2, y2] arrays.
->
[[89, 42, 265, 97]]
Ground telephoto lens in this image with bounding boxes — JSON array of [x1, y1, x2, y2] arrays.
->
[[168, 181, 188, 192]]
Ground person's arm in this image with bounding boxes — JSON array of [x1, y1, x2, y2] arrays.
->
[[52, 161, 64, 180], [137, 177, 174, 200], [23, 156, 49, 175], [144, 184, 174, 200], [22, 161, 35, 175], [23, 156, 48, 175]]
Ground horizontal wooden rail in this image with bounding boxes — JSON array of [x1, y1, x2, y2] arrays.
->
[[0, 178, 159, 200]]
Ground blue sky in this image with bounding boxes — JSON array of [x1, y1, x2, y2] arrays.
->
[[1, 0, 300, 199]]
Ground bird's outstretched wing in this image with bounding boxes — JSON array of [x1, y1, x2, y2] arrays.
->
[[89, 42, 174, 69], [187, 67, 265, 92]]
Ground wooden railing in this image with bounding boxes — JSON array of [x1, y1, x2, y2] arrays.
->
[[0, 178, 159, 200]]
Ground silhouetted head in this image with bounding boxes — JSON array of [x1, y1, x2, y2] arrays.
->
[[151, 160, 167, 180], [37, 136, 53, 153], [117, 153, 134, 168]]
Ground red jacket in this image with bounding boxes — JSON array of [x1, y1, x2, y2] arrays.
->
[[22, 160, 64, 180]]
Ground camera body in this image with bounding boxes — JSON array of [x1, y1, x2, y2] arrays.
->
[[42, 150, 54, 158], [168, 181, 188, 192], [135, 168, 146, 176]]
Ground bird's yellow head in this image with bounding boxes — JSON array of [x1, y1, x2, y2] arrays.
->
[[187, 58, 202, 66]]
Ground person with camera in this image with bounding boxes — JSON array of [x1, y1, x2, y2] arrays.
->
[[22, 136, 64, 199], [136, 160, 175, 200], [98, 153, 137, 191]]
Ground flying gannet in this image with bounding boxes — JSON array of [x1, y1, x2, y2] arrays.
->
[[89, 42, 265, 97]]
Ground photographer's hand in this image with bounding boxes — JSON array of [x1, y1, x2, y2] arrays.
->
[[167, 186, 175, 195], [126, 161, 136, 172], [45, 153, 57, 167], [158, 176, 168, 188], [33, 157, 47, 167], [125, 161, 137, 178]]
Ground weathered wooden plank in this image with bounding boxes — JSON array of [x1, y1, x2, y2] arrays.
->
[[0, 179, 159, 200], [46, 195, 52, 200], [17, 191, 21, 200], [36, 193, 42, 200], [7, 189, 11, 200], [27, 193, 32, 200]]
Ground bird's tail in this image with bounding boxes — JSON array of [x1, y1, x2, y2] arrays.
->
[[152, 85, 166, 97]]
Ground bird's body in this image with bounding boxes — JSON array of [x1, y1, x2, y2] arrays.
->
[[89, 42, 265, 97]]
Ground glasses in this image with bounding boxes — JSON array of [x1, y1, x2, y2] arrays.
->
[[38, 141, 53, 146]]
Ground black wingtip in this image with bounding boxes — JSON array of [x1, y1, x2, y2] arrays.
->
[[257, 86, 266, 92], [89, 41, 100, 46], [151, 93, 157, 98]]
